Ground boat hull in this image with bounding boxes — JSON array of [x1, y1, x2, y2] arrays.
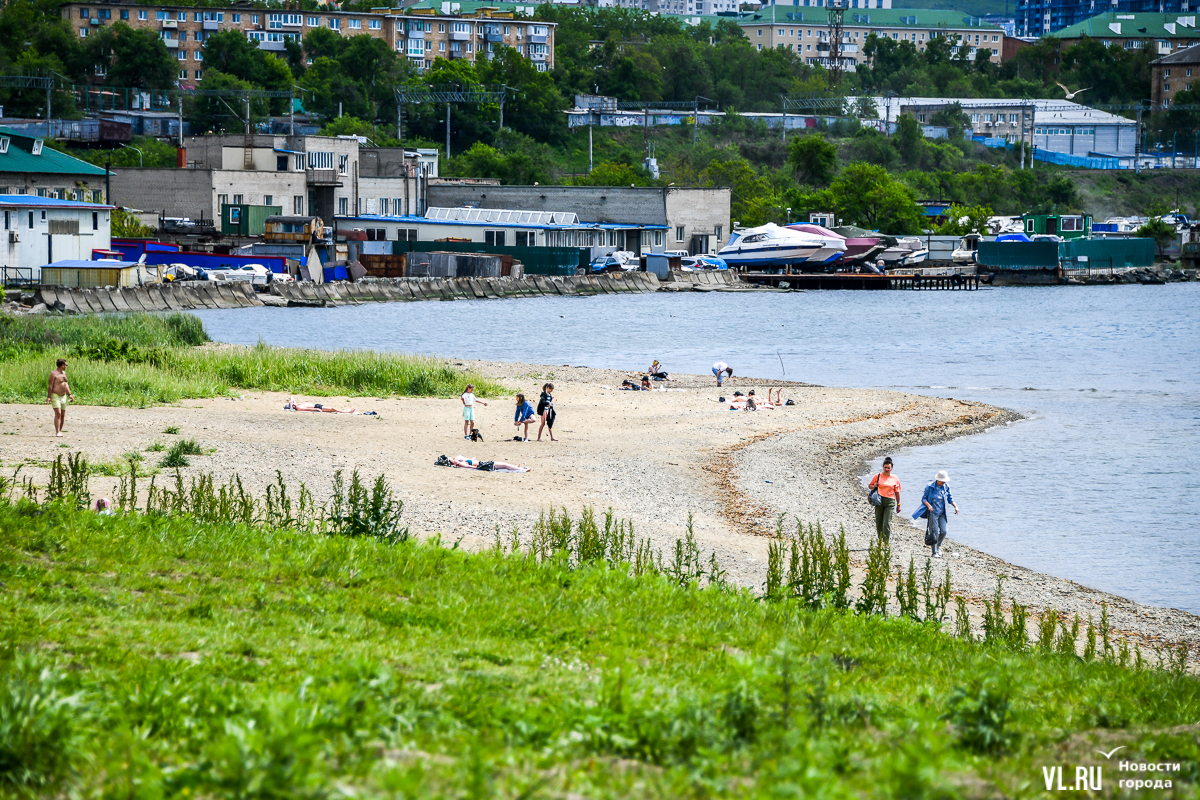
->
[[719, 245, 822, 268]]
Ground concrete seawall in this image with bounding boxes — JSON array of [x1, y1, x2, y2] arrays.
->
[[28, 270, 743, 314]]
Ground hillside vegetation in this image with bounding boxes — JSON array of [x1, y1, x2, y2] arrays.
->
[[0, 462, 1197, 797]]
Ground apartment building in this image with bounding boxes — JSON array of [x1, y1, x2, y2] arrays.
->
[[61, 1, 555, 84], [1017, 0, 1191, 37], [1055, 12, 1200, 60], [107, 134, 433, 225], [1151, 43, 1200, 107], [739, 9, 1005, 67]]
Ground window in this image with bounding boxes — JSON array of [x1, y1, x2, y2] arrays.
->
[[218, 194, 228, 208], [675, 226, 685, 241], [439, 22, 445, 31], [1189, 69, 1194, 77], [329, 18, 339, 29], [1165, 69, 1171, 77], [232, 13, 241, 22], [139, 10, 146, 19], [156, 10, 165, 20], [307, 16, 318, 25], [369, 19, 380, 29], [715, 225, 722, 240], [79, 28, 88, 37], [338, 154, 348, 175], [308, 151, 334, 169], [176, 49, 186, 60], [263, 195, 274, 206], [195, 70, 203, 79], [30, 140, 42, 156], [485, 230, 507, 246], [349, 18, 360, 28], [79, 8, 89, 18], [294, 196, 304, 214], [231, 194, 243, 205], [338, 197, 348, 215], [194, 50, 202, 60], [28, 211, 33, 229], [438, 41, 444, 51], [252, 15, 259, 24], [92, 212, 98, 231], [1165, 82, 1171, 91], [757, 28, 762, 35]]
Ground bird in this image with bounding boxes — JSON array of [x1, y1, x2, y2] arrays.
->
[[1056, 82, 1091, 100]]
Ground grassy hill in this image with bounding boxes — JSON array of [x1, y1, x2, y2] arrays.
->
[[1, 462, 1197, 797]]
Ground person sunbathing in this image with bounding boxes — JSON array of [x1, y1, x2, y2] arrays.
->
[[729, 390, 778, 411], [285, 397, 356, 414], [441, 455, 530, 472]]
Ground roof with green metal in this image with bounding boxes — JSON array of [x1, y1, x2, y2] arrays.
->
[[0, 127, 107, 176], [1055, 11, 1200, 40], [738, 7, 1001, 29]]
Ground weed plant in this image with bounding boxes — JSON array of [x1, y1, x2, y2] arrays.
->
[[0, 461, 1196, 797], [0, 313, 504, 405]]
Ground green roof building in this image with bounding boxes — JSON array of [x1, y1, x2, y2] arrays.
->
[[1055, 12, 1200, 59], [0, 127, 108, 204]]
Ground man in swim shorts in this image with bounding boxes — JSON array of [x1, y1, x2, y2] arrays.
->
[[47, 359, 74, 437], [712, 362, 733, 386]]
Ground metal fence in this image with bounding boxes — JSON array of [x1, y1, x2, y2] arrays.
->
[[977, 238, 1155, 270], [1, 267, 36, 288]]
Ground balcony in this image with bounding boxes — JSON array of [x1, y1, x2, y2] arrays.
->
[[485, 32, 503, 42], [448, 49, 469, 59], [162, 37, 179, 48], [306, 168, 342, 186], [258, 39, 285, 50], [450, 30, 472, 40], [203, 19, 219, 30], [161, 19, 178, 28], [407, 28, 425, 38], [529, 50, 546, 60], [527, 33, 547, 43]]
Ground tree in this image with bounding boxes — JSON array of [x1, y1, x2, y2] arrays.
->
[[937, 204, 993, 235], [112, 208, 154, 237], [928, 103, 970, 139], [185, 71, 265, 133], [1136, 218, 1175, 260], [787, 134, 838, 187], [87, 23, 176, 91], [573, 160, 653, 186], [826, 163, 922, 234], [895, 113, 924, 166], [445, 131, 556, 185]]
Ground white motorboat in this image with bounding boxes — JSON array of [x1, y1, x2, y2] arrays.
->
[[880, 237, 928, 266], [718, 223, 825, 269]]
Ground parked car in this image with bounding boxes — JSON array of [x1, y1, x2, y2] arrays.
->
[[589, 251, 638, 272], [679, 256, 729, 271], [200, 264, 272, 286]]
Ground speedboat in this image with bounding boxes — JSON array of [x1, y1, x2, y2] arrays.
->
[[831, 225, 887, 265], [718, 223, 825, 269], [785, 223, 847, 266], [880, 237, 928, 267], [951, 234, 982, 265]]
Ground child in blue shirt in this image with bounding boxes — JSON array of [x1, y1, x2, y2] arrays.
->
[[513, 393, 536, 441]]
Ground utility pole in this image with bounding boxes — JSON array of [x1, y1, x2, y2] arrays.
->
[[177, 94, 184, 148], [588, 115, 593, 172], [827, 0, 846, 91], [445, 102, 451, 159], [1135, 107, 1143, 175]]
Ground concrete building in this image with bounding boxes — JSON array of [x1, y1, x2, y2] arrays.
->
[[61, 1, 555, 83], [1018, 0, 1192, 38], [738, 9, 1004, 68], [1152, 43, 1200, 106], [0, 127, 108, 203], [882, 97, 1137, 157], [0, 196, 113, 284], [1055, 12, 1200, 58], [108, 134, 433, 227], [426, 185, 732, 255]]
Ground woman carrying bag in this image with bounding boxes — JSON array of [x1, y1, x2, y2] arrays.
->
[[867, 457, 901, 543], [914, 470, 958, 557]]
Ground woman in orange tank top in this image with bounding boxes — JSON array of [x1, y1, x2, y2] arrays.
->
[[868, 457, 901, 542]]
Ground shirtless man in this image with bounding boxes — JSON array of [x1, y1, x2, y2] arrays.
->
[[47, 359, 74, 437]]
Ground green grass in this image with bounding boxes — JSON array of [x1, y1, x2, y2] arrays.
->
[[0, 313, 505, 406], [0, 475, 1196, 797]]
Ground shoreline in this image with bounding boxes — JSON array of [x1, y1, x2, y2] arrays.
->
[[1, 356, 1195, 667]]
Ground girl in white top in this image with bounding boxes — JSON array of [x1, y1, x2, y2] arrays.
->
[[461, 384, 488, 439]]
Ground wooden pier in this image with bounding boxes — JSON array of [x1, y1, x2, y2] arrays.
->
[[739, 272, 982, 290]]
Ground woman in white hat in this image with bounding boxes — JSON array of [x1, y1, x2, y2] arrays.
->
[[919, 470, 958, 557]]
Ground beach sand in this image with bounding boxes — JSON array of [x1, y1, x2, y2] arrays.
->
[[2, 360, 1196, 668]]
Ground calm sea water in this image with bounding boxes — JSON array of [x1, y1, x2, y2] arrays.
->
[[193, 283, 1200, 614]]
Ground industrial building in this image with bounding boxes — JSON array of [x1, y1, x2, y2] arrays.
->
[[0, 195, 113, 285], [425, 185, 732, 256]]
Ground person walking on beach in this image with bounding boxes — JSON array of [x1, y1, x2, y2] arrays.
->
[[536, 382, 557, 442], [919, 470, 958, 557], [713, 362, 733, 386], [461, 384, 487, 440], [47, 359, 74, 438], [514, 393, 536, 441], [868, 457, 901, 542]]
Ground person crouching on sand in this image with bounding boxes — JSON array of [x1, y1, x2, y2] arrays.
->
[[48, 358, 74, 437], [868, 457, 901, 542], [918, 470, 958, 557], [712, 362, 733, 386], [514, 393, 536, 441]]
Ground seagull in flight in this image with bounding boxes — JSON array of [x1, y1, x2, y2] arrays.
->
[[1095, 746, 1126, 759], [1056, 82, 1091, 100]]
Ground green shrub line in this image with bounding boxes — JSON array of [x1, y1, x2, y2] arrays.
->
[[0, 312, 505, 405], [0, 456, 1196, 797]]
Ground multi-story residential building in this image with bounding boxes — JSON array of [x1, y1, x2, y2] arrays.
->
[[61, 2, 555, 83], [1054, 12, 1200, 60], [107, 134, 433, 224], [1151, 43, 1200, 106], [739, 9, 1005, 68], [1017, 0, 1192, 37]]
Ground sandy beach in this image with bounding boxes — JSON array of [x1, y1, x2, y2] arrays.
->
[[2, 360, 1196, 668]]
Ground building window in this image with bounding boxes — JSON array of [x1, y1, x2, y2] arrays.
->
[[369, 19, 380, 29], [349, 19, 360, 28], [1165, 83, 1171, 91], [329, 18, 339, 29], [263, 195, 274, 206], [439, 23, 445, 31], [232, 13, 240, 22], [218, 194, 228, 209], [339, 197, 348, 215], [231, 194, 243, 205], [714, 225, 722, 240], [652, 230, 663, 246], [338, 154, 348, 175], [293, 196, 304, 214], [1165, 69, 1171, 77], [79, 28, 88, 37], [675, 226, 685, 241], [92, 212, 98, 230], [484, 230, 507, 246]]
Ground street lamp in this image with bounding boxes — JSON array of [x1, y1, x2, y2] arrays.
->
[[1173, 130, 1178, 169], [785, 207, 792, 224]]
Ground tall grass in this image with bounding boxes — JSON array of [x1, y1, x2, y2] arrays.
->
[[0, 472, 1196, 798], [0, 313, 504, 405]]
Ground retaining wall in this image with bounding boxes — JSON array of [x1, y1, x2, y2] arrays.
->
[[34, 282, 263, 314]]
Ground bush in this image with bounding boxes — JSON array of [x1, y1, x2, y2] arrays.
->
[[0, 661, 85, 793]]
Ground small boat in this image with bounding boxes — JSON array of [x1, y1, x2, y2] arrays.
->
[[718, 223, 826, 269], [831, 225, 888, 265], [951, 233, 982, 265], [785, 223, 847, 266], [880, 237, 928, 266]]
